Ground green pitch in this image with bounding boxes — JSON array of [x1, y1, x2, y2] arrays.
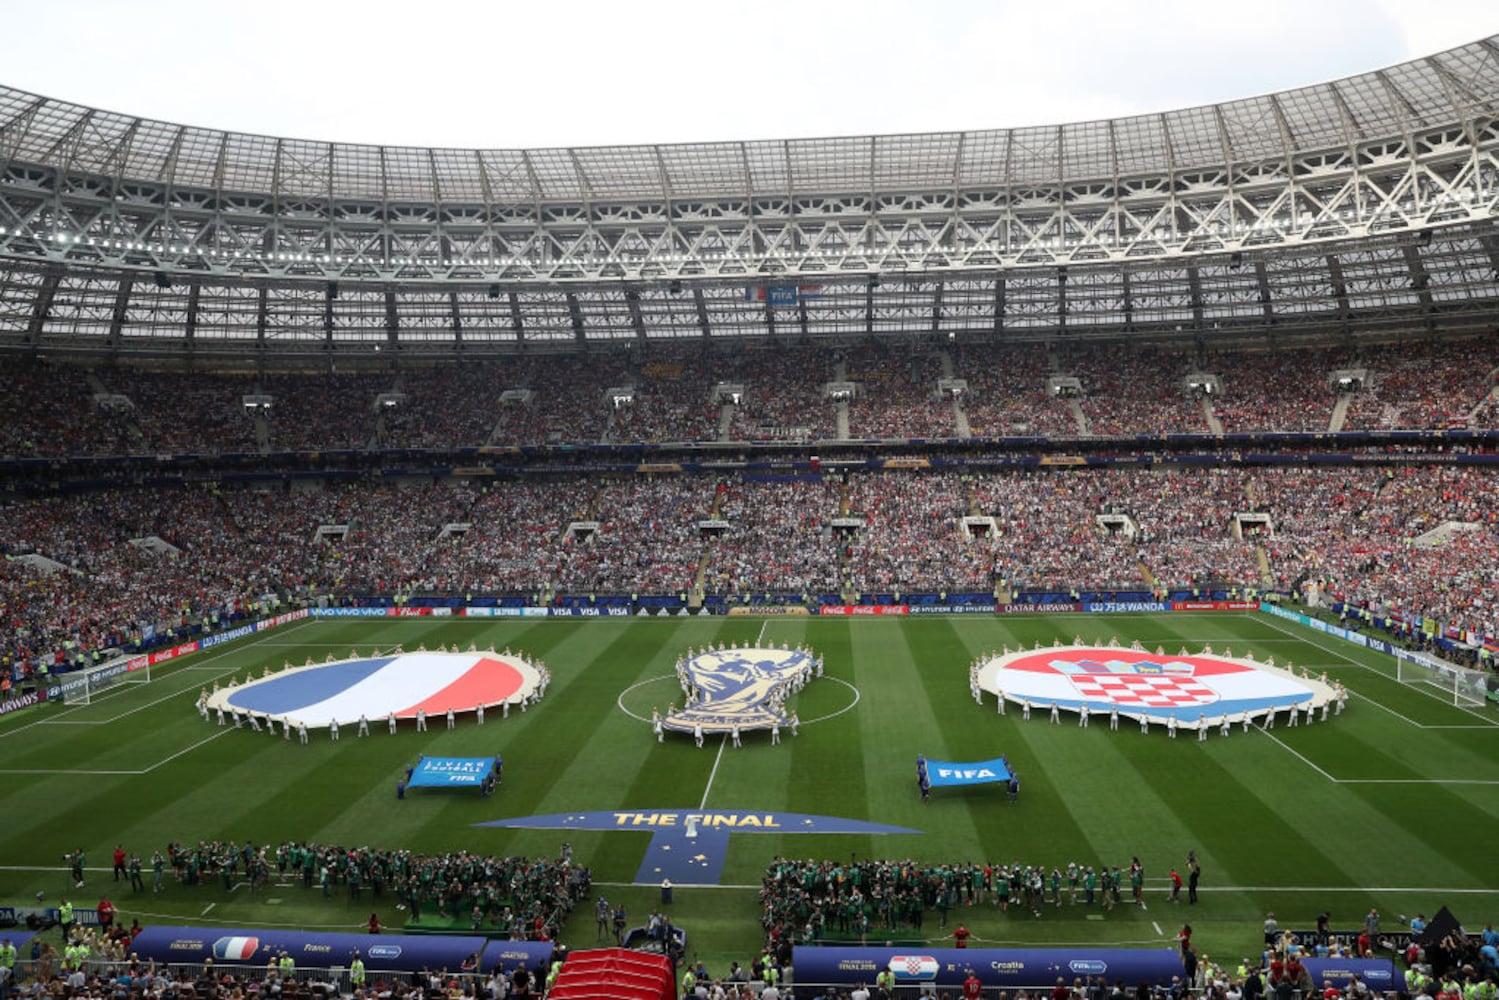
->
[[1, 612, 1496, 974]]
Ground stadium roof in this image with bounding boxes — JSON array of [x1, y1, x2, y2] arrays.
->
[[0, 35, 1496, 357], [2, 38, 1498, 199]]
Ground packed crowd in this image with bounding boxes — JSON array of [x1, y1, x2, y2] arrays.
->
[[840, 474, 991, 593], [1342, 341, 1497, 432], [551, 479, 703, 595], [968, 470, 1144, 592], [112, 840, 590, 939], [701, 480, 843, 597], [955, 344, 1079, 437], [3, 463, 1498, 684], [1206, 348, 1347, 433], [5, 959, 455, 1000], [1064, 346, 1213, 437], [0, 337, 1492, 456], [760, 854, 1169, 944], [843, 345, 953, 439]]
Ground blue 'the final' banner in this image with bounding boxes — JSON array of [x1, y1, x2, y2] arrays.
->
[[409, 757, 496, 788], [923, 757, 1012, 787]]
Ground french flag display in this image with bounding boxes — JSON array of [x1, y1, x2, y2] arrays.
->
[[213, 936, 259, 961], [220, 652, 537, 728], [889, 956, 939, 981]]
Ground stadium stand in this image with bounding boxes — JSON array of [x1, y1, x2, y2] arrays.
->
[[2, 30, 1499, 1000], [4, 458, 1497, 687]]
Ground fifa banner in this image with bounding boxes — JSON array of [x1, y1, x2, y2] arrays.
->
[[793, 946, 1184, 989], [408, 756, 497, 788], [479, 940, 556, 974], [129, 926, 490, 971], [1301, 959, 1404, 992], [923, 757, 1012, 788], [463, 607, 550, 618]]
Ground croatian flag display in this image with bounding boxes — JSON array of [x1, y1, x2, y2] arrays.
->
[[209, 651, 541, 728], [977, 646, 1334, 725]]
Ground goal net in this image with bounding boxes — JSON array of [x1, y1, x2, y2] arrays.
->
[[60, 659, 151, 707], [1395, 654, 1489, 708]]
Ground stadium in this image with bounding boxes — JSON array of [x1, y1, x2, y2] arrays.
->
[[1, 20, 1498, 1000]]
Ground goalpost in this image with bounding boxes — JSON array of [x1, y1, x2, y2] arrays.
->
[[1394, 654, 1490, 708], [60, 658, 152, 707]]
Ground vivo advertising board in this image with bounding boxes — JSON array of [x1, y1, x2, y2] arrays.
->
[[792, 947, 1184, 989]]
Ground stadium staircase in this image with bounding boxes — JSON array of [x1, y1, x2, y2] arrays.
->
[[1328, 391, 1355, 433], [1136, 559, 1158, 589], [89, 371, 150, 452], [832, 360, 851, 440], [1201, 396, 1225, 435], [953, 392, 972, 437], [1467, 383, 1498, 425], [252, 403, 270, 453], [717, 401, 734, 442], [1411, 521, 1484, 548], [1068, 398, 1090, 435], [1254, 545, 1275, 588], [688, 483, 728, 608]]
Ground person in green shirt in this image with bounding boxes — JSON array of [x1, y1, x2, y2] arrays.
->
[[349, 953, 365, 989], [57, 899, 74, 942]]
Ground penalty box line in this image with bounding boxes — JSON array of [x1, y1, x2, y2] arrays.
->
[[1252, 614, 1497, 728], [0, 729, 234, 777], [1253, 725, 1499, 786], [4, 619, 320, 740]]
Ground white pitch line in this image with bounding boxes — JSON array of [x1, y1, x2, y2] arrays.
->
[[120, 907, 366, 930], [0, 619, 319, 741], [1336, 778, 1499, 785], [699, 734, 729, 810], [756, 619, 769, 646], [0, 728, 235, 777], [1254, 615, 1496, 727], [0, 768, 142, 776], [1254, 726, 1340, 783], [201, 903, 216, 916], [1152, 921, 1163, 935], [143, 729, 233, 772]]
